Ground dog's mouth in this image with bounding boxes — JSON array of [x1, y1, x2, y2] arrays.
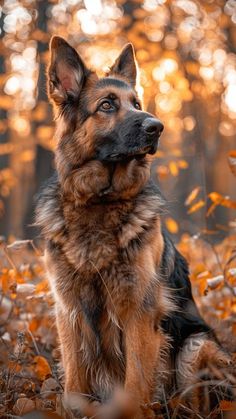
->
[[107, 144, 156, 162]]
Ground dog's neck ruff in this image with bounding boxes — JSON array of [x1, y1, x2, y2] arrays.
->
[[35, 173, 165, 243]]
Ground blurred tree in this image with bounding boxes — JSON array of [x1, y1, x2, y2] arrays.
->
[[0, 8, 10, 233], [24, 0, 54, 238], [6, 0, 37, 238], [0, 0, 235, 239]]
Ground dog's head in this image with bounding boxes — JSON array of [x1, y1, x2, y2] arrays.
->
[[48, 37, 163, 166]]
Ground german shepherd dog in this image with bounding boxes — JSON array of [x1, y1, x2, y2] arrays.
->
[[36, 37, 231, 418]]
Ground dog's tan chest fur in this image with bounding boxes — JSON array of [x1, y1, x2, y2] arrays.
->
[[39, 178, 165, 307], [38, 179, 169, 404]]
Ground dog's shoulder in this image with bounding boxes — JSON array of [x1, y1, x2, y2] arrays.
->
[[35, 172, 66, 240], [133, 180, 165, 221], [160, 231, 211, 347], [161, 231, 192, 306]]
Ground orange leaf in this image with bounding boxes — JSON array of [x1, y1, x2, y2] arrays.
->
[[207, 275, 224, 290], [33, 356, 52, 381], [198, 278, 207, 296], [29, 318, 40, 333], [155, 150, 165, 158], [219, 400, 236, 411], [156, 165, 169, 180], [187, 200, 205, 214], [196, 270, 211, 280], [169, 161, 179, 176], [208, 192, 223, 203], [35, 279, 49, 293], [185, 186, 201, 206], [165, 217, 179, 234], [8, 360, 22, 372], [171, 149, 182, 157], [232, 303, 236, 314], [1, 269, 10, 293], [209, 192, 236, 209], [16, 283, 36, 295], [7, 240, 31, 251], [13, 398, 35, 415], [206, 202, 218, 217], [178, 159, 188, 169], [228, 150, 236, 177], [1, 268, 17, 294], [221, 197, 236, 209]]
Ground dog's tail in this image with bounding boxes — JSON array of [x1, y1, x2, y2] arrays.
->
[[176, 332, 233, 413]]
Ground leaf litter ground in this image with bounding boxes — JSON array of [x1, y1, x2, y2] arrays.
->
[[0, 235, 236, 418]]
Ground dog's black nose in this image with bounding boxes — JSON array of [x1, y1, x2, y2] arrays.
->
[[142, 118, 164, 136]]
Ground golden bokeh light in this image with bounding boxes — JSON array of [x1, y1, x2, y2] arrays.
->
[[224, 85, 236, 113], [4, 76, 21, 95], [0, 0, 235, 238]]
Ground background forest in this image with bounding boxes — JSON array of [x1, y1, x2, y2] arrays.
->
[[0, 0, 236, 238], [0, 0, 236, 418]]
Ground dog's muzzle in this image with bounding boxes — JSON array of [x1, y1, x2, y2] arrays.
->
[[96, 115, 164, 162], [136, 117, 164, 156], [142, 118, 164, 137]]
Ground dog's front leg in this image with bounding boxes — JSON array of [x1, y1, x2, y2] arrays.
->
[[124, 313, 160, 418], [56, 306, 89, 405]]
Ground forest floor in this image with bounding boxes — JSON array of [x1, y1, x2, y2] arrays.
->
[[0, 234, 236, 418]]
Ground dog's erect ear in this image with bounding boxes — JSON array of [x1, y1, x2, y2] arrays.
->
[[48, 36, 89, 105], [109, 43, 137, 88]]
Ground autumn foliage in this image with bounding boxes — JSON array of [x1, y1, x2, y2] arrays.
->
[[1, 232, 236, 417]]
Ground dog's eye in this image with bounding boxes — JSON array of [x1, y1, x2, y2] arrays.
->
[[134, 102, 141, 110], [99, 101, 114, 111]]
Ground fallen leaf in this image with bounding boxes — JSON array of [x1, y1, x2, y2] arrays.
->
[[185, 186, 201, 206], [219, 400, 236, 411], [209, 192, 236, 209], [155, 150, 165, 158], [7, 240, 31, 250], [197, 270, 211, 280], [34, 355, 52, 380], [199, 278, 208, 296], [187, 199, 205, 214], [8, 360, 22, 372], [228, 150, 236, 177], [1, 268, 17, 293], [222, 197, 236, 209], [178, 159, 188, 169], [13, 397, 35, 415], [156, 165, 169, 179], [208, 192, 224, 203], [169, 161, 179, 176], [165, 217, 179, 234], [17, 283, 36, 295], [41, 377, 61, 398], [207, 275, 224, 290], [28, 318, 40, 332], [35, 279, 49, 293], [206, 202, 218, 217]]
